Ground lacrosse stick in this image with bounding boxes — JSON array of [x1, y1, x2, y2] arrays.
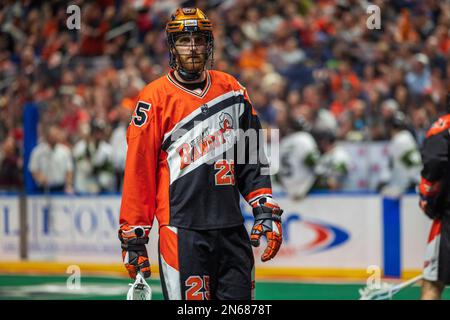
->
[[359, 274, 424, 300], [127, 272, 152, 300]]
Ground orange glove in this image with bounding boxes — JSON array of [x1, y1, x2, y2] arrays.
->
[[250, 197, 283, 262], [118, 224, 151, 279]]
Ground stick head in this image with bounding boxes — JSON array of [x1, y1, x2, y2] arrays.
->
[[127, 272, 152, 300], [359, 282, 394, 300]]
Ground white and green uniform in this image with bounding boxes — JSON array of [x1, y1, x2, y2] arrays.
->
[[315, 145, 351, 189], [278, 131, 319, 199], [381, 130, 422, 195]]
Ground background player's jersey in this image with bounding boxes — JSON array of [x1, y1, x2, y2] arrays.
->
[[380, 129, 422, 195], [120, 70, 272, 230], [421, 114, 450, 212], [314, 144, 351, 190], [278, 131, 319, 199]]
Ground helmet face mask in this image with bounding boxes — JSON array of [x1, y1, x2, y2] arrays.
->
[[166, 8, 214, 81], [170, 32, 212, 77]]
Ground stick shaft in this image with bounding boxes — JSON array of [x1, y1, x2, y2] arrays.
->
[[391, 274, 424, 293]]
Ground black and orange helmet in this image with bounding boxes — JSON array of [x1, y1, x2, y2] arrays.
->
[[166, 7, 213, 34], [166, 8, 214, 80]]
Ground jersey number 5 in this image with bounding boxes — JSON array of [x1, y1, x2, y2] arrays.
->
[[132, 101, 151, 127], [214, 159, 235, 185]]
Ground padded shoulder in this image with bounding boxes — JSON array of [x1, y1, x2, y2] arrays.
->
[[426, 114, 450, 138]]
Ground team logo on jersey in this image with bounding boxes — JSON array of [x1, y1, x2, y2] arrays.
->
[[219, 112, 234, 130], [177, 114, 235, 170], [201, 104, 208, 115]]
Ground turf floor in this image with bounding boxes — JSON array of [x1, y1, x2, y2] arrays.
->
[[1, 274, 449, 300]]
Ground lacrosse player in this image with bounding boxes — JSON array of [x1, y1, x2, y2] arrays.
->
[[118, 8, 283, 300], [419, 94, 450, 300]]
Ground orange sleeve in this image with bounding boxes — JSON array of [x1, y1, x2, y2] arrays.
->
[[119, 92, 161, 228]]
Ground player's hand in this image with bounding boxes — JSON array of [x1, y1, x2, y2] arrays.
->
[[418, 177, 440, 219], [250, 197, 283, 262], [118, 224, 151, 279]]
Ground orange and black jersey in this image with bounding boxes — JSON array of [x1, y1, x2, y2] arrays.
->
[[422, 115, 450, 182], [421, 115, 450, 209], [120, 70, 272, 230]]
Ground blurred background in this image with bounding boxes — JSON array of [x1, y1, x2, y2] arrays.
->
[[0, 0, 449, 299]]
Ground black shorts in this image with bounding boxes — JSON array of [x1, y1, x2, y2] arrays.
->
[[158, 224, 255, 300], [423, 212, 450, 285]]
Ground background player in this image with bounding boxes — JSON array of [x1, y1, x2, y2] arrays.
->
[[277, 118, 319, 200], [420, 93, 450, 300]]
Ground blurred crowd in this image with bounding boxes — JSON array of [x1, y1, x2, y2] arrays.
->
[[0, 0, 449, 193]]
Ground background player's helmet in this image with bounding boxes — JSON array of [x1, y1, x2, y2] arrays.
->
[[291, 116, 312, 133], [313, 129, 337, 145], [166, 8, 214, 81], [389, 111, 407, 130]]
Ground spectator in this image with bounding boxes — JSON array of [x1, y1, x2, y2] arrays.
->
[[80, 2, 110, 57], [73, 120, 115, 194], [405, 53, 432, 96], [330, 87, 353, 118], [240, 7, 262, 43], [330, 59, 361, 98], [28, 125, 74, 193], [259, 3, 283, 39], [59, 95, 91, 144], [268, 36, 306, 71], [0, 136, 22, 191], [251, 89, 277, 126], [371, 99, 400, 141], [238, 40, 268, 71], [410, 107, 430, 146], [338, 99, 369, 141], [302, 85, 338, 133]]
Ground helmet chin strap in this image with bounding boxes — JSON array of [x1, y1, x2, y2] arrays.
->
[[177, 67, 203, 81], [175, 46, 206, 82]]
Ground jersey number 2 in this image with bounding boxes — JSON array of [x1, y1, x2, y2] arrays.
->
[[185, 275, 210, 300], [214, 159, 235, 185], [132, 101, 151, 127]]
